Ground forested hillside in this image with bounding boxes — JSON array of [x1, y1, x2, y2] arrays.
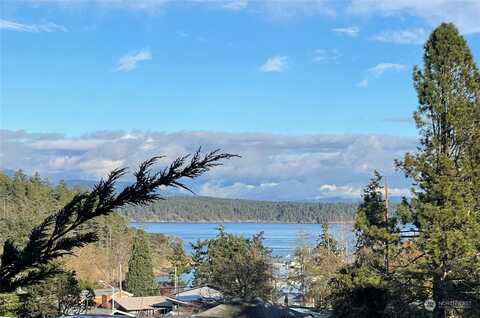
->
[[119, 196, 357, 223], [0, 171, 182, 281]]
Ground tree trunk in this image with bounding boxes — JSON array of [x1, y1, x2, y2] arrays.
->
[[433, 275, 446, 318]]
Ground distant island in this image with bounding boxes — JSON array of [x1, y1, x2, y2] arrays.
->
[[119, 196, 357, 223]]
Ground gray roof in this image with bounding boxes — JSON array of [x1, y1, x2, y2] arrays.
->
[[115, 296, 168, 311], [172, 286, 223, 303], [193, 300, 312, 318]]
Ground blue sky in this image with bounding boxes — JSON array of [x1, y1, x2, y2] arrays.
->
[[1, 1, 480, 200]]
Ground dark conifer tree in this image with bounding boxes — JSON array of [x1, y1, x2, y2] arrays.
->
[[317, 221, 340, 253], [397, 23, 480, 318], [125, 232, 157, 296], [330, 172, 399, 318], [354, 171, 398, 273]]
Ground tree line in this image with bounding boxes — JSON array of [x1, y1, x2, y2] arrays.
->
[[120, 195, 358, 223]]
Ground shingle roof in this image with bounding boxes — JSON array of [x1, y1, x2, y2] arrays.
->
[[166, 286, 223, 308], [193, 301, 312, 318], [174, 286, 222, 299], [115, 296, 167, 311], [193, 304, 244, 317]]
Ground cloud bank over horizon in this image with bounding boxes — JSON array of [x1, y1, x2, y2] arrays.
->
[[1, 129, 416, 201]]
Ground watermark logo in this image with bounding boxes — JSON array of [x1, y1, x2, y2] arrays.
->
[[438, 300, 472, 309], [424, 299, 436, 311], [423, 299, 472, 311]]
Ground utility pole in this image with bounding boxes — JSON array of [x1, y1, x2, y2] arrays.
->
[[174, 266, 178, 295], [119, 264, 122, 293], [174, 266, 179, 316]]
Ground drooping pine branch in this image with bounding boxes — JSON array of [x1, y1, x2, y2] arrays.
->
[[0, 149, 238, 292]]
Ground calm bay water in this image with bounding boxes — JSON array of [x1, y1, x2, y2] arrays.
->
[[131, 222, 355, 258]]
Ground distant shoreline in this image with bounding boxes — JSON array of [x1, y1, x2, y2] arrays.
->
[[120, 196, 358, 224], [129, 220, 355, 224]]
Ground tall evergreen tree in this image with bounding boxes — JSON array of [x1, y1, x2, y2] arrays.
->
[[354, 171, 398, 274], [307, 224, 344, 309], [330, 172, 400, 318], [316, 221, 340, 253], [125, 232, 157, 296], [397, 23, 480, 318]]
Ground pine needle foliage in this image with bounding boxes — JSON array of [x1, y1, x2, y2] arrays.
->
[[397, 23, 480, 317]]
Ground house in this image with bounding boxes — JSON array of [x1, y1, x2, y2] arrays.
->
[[93, 288, 133, 308], [167, 286, 223, 314], [168, 286, 223, 305], [114, 296, 171, 317], [84, 306, 136, 317], [192, 299, 314, 318], [155, 286, 223, 316]]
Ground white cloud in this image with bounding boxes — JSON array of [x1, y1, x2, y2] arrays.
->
[[371, 28, 428, 44], [357, 63, 405, 88], [259, 55, 288, 72], [120, 0, 169, 12], [318, 184, 362, 198], [223, 0, 248, 11], [114, 49, 151, 72], [77, 159, 124, 178], [356, 79, 369, 87], [49, 156, 80, 170], [31, 138, 105, 151], [313, 49, 341, 62], [80, 0, 170, 13], [0, 19, 68, 32], [349, 0, 480, 34], [198, 182, 256, 198], [260, 182, 279, 188], [6, 0, 334, 19], [368, 63, 405, 77], [331, 26, 360, 37], [259, 0, 335, 19], [317, 183, 410, 199], [0, 129, 416, 201]]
